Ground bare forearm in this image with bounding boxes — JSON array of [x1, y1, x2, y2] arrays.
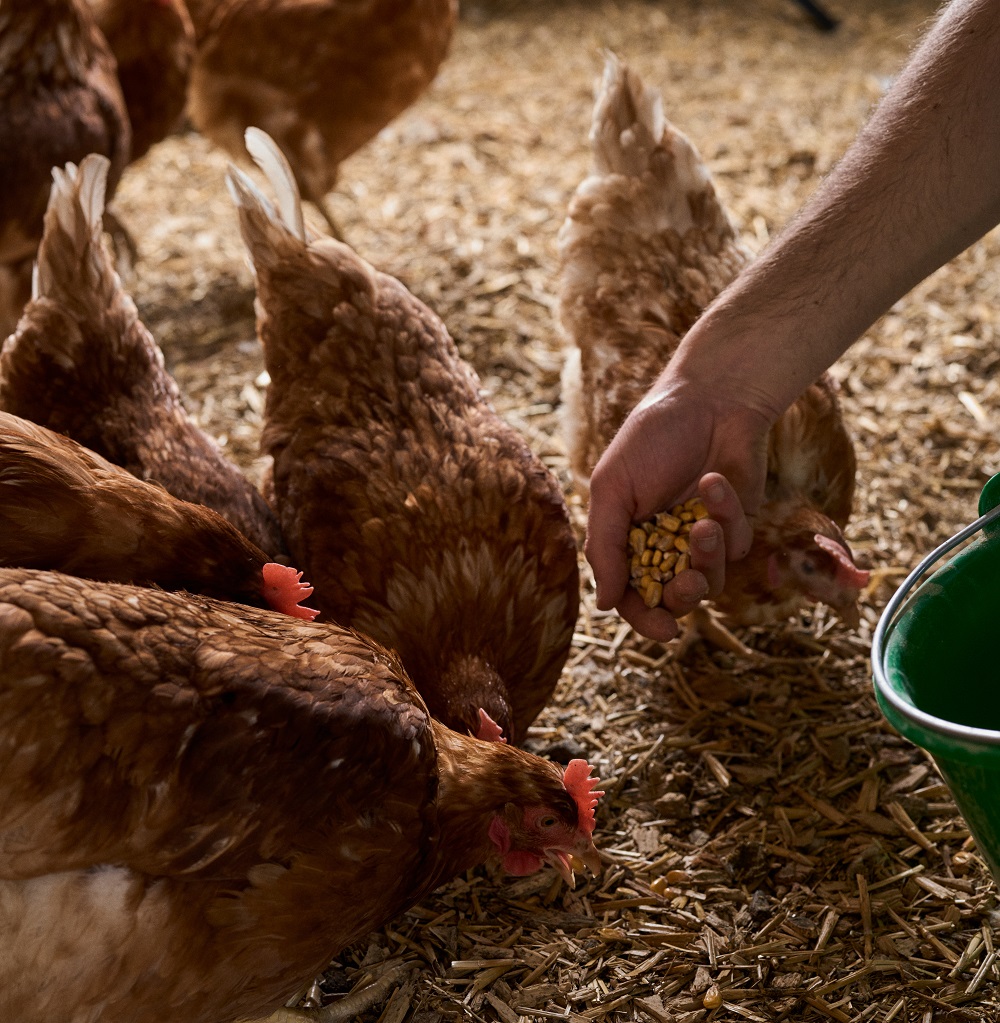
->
[[671, 0, 1000, 420]]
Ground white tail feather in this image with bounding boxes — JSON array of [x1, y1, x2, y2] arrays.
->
[[35, 154, 111, 300], [244, 127, 306, 242]]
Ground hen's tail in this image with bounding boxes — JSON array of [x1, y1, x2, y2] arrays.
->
[[583, 52, 737, 240], [226, 127, 309, 272], [32, 154, 125, 319], [226, 127, 379, 369]]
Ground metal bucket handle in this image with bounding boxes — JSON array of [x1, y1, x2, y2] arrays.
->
[[871, 495, 1000, 746]]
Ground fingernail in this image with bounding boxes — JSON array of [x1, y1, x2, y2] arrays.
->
[[695, 530, 719, 552], [705, 480, 726, 504]]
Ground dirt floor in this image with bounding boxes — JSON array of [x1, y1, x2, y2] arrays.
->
[[112, 0, 1000, 1019]]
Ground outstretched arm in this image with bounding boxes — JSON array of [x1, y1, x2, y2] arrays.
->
[[586, 0, 1000, 640]]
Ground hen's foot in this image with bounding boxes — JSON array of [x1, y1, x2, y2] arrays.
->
[[263, 961, 414, 1023], [313, 198, 346, 243], [672, 606, 761, 661]]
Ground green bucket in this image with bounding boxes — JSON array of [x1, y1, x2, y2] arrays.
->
[[872, 474, 1000, 884]]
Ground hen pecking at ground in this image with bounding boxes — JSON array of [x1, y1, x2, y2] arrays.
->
[[0, 567, 602, 1023], [226, 129, 580, 745], [557, 54, 869, 655]]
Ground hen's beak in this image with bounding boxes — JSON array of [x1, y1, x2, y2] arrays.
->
[[545, 837, 603, 887], [545, 850, 577, 887]]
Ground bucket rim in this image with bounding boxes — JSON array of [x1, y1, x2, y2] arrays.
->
[[871, 499, 1000, 748]]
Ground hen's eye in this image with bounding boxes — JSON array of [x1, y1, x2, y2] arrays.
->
[[539, 815, 557, 828], [801, 560, 816, 575]]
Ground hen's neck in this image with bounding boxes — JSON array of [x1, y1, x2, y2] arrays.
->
[[420, 651, 512, 741], [426, 723, 509, 884]]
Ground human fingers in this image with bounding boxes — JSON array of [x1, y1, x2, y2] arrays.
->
[[584, 473, 635, 612], [698, 472, 753, 561], [686, 517, 725, 598], [615, 587, 682, 643]]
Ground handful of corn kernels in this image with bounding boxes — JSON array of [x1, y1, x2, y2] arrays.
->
[[628, 497, 709, 609]]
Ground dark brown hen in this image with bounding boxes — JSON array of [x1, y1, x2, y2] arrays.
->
[[87, 0, 196, 161], [0, 153, 285, 557]]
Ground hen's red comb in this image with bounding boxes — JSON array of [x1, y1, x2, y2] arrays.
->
[[477, 708, 507, 743], [813, 534, 870, 589], [261, 563, 320, 621], [563, 759, 604, 836]]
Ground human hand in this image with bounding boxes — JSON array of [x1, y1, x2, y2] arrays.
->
[[584, 377, 771, 641]]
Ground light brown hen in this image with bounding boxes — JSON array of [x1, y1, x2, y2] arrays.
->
[[557, 55, 869, 650], [226, 130, 580, 745], [186, 0, 458, 237], [0, 567, 602, 1023]]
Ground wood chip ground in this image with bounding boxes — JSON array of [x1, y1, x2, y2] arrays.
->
[[112, 0, 1000, 1019]]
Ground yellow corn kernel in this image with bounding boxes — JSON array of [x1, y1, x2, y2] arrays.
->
[[629, 527, 647, 556], [643, 580, 663, 608], [640, 549, 653, 567], [676, 552, 690, 574], [651, 549, 663, 567], [674, 535, 689, 553], [656, 513, 682, 533]]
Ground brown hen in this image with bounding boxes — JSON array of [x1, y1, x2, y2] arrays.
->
[[0, 411, 316, 617], [226, 130, 580, 745], [0, 0, 130, 338], [87, 0, 196, 161], [0, 153, 285, 557], [185, 0, 457, 238], [557, 55, 869, 650], [0, 567, 602, 1023]]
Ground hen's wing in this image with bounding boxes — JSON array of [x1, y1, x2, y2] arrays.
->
[[556, 52, 751, 485], [0, 153, 285, 556], [227, 132, 579, 743]]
